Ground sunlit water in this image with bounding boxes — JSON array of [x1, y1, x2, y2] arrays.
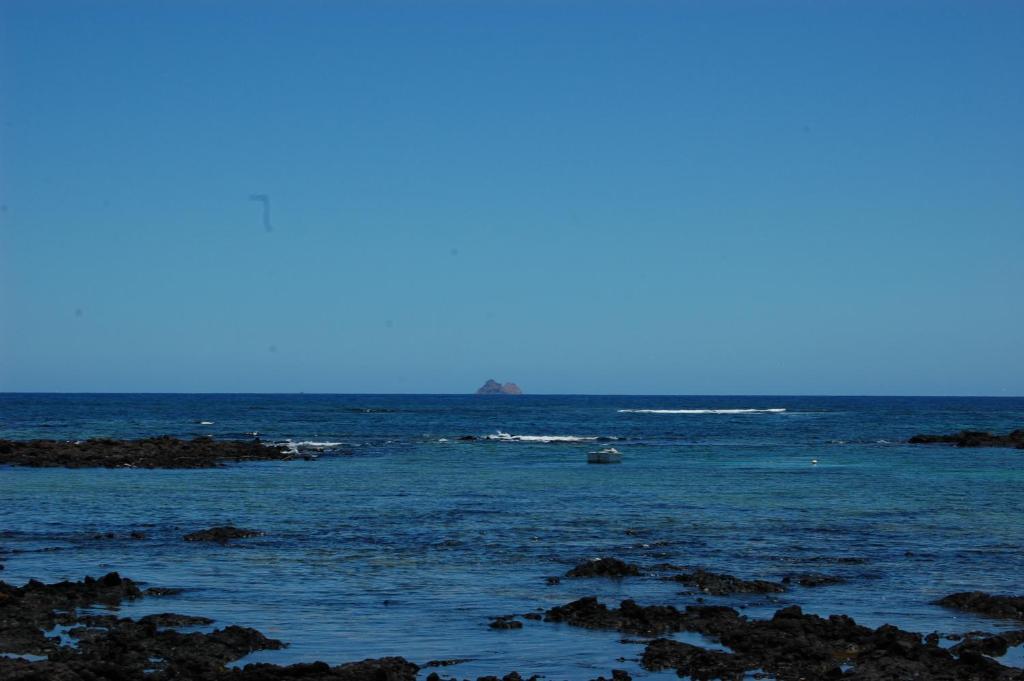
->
[[1, 394, 1023, 678]]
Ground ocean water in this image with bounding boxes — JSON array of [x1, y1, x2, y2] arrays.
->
[[1, 393, 1023, 678]]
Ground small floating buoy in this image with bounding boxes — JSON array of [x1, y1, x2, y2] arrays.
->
[[811, 459, 819, 465]]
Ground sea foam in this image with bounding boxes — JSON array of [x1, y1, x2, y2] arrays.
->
[[484, 431, 603, 443], [275, 440, 346, 455]]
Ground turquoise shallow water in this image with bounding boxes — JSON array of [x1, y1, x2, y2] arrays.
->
[[1, 394, 1023, 678]]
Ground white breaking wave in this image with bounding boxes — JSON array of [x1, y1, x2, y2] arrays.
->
[[285, 440, 344, 449], [618, 408, 787, 415], [484, 430, 603, 443], [275, 440, 345, 455]]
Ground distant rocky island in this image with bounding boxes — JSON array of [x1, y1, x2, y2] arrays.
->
[[475, 379, 523, 395]]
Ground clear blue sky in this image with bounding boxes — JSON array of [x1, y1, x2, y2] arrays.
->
[[1, 1, 1021, 395]]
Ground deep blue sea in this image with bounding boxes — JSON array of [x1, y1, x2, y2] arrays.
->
[[1, 394, 1023, 678]]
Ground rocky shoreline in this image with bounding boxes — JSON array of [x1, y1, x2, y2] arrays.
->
[[2, 562, 1022, 681], [0, 436, 296, 468]]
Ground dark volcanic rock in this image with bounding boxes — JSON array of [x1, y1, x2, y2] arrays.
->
[[0, 573, 420, 681], [137, 612, 215, 628], [566, 558, 642, 578], [475, 379, 523, 395], [589, 671, 632, 681], [424, 658, 474, 667], [183, 526, 264, 543], [547, 597, 1024, 681], [908, 430, 1024, 449], [0, 655, 421, 681], [489, 616, 523, 630], [641, 638, 747, 679], [670, 569, 786, 595], [227, 658, 417, 681], [952, 630, 1024, 658], [782, 572, 846, 588], [0, 571, 142, 655], [544, 597, 734, 636], [0, 436, 293, 469], [937, 592, 1024, 621]]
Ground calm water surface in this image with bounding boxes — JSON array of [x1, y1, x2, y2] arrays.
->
[[1, 394, 1023, 678]]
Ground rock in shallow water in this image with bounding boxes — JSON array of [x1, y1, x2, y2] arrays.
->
[[908, 430, 1024, 449], [0, 571, 143, 655], [183, 526, 264, 543], [669, 568, 786, 595], [566, 558, 642, 578], [782, 572, 846, 588], [545, 597, 1024, 680], [641, 638, 747, 679], [0, 436, 293, 469], [0, 573, 422, 681], [937, 591, 1024, 621]]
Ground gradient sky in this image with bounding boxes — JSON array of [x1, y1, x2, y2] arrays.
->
[[1, 1, 1022, 395]]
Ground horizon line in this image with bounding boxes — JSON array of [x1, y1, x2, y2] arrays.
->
[[1, 391, 1022, 399]]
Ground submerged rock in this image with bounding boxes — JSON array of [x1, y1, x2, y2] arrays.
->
[[670, 569, 786, 595], [782, 572, 846, 588], [424, 658, 475, 667], [566, 558, 642, 578], [0, 436, 293, 469], [489, 616, 523, 630], [908, 430, 1024, 449], [589, 671, 632, 681], [937, 592, 1024, 621], [137, 612, 215, 627], [183, 526, 264, 543]]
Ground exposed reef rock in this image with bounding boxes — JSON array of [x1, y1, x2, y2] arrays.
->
[[183, 526, 264, 543], [782, 572, 846, 588], [588, 671, 631, 681], [475, 380, 523, 395], [0, 572, 420, 681], [545, 597, 1024, 680], [0, 436, 293, 469], [937, 592, 1024, 621], [489, 615, 523, 630], [566, 558, 642, 579], [952, 631, 1024, 658], [641, 638, 748, 679], [0, 572, 143, 655], [669, 568, 786, 595], [908, 430, 1024, 449]]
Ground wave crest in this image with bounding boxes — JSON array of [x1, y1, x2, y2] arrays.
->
[[483, 431, 606, 443], [274, 440, 346, 455]]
